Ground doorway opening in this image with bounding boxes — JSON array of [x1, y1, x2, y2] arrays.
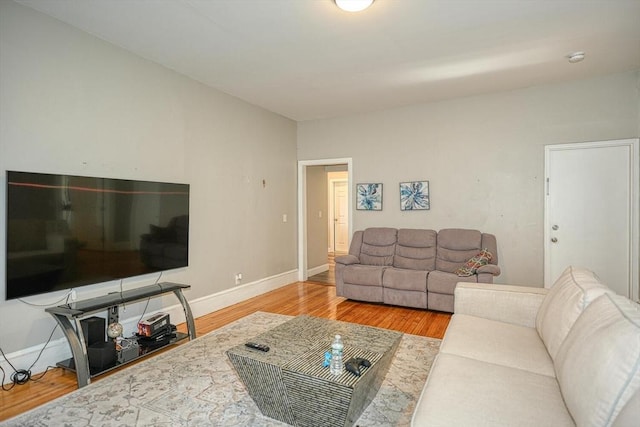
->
[[297, 158, 352, 285]]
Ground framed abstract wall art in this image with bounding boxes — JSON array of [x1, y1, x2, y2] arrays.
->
[[356, 183, 383, 211], [400, 181, 430, 210]]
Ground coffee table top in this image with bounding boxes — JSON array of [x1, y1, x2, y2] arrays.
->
[[227, 315, 402, 369], [226, 315, 403, 427], [283, 341, 383, 387]]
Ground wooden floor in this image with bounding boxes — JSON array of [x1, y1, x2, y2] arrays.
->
[[0, 281, 450, 421], [307, 251, 343, 285]]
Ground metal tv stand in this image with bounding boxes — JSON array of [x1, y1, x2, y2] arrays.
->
[[45, 282, 196, 388]]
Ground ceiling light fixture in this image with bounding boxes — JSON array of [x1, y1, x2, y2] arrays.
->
[[566, 51, 585, 63], [335, 0, 375, 12]]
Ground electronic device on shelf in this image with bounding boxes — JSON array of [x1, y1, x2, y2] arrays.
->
[[137, 313, 170, 337], [5, 170, 190, 301], [136, 324, 177, 352]]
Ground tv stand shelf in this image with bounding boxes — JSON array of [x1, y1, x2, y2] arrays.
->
[[45, 282, 196, 388], [55, 331, 190, 376]]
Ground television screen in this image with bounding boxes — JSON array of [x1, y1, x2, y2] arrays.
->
[[5, 171, 189, 300]]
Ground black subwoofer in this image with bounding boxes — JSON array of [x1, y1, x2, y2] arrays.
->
[[81, 316, 105, 347], [87, 341, 117, 371]]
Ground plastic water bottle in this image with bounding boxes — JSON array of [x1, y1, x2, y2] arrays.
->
[[330, 334, 344, 375]]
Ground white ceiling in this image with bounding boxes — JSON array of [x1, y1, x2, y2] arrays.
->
[[16, 0, 640, 121]]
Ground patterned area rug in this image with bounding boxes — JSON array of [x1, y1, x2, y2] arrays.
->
[[2, 312, 440, 427]]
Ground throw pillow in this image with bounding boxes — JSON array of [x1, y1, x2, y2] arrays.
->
[[455, 249, 493, 277]]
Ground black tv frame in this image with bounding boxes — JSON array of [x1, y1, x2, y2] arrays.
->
[[5, 170, 190, 300]]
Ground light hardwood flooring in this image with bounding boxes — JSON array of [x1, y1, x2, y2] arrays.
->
[[307, 251, 344, 285], [0, 281, 450, 421]]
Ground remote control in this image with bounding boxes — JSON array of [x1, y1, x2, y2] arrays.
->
[[245, 342, 270, 352]]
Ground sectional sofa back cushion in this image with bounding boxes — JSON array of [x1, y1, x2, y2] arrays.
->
[[554, 293, 640, 427], [435, 229, 483, 273], [393, 229, 437, 271], [535, 266, 612, 361], [360, 228, 397, 266]]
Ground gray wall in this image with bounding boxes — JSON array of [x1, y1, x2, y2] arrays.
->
[[306, 166, 329, 271], [298, 70, 640, 286], [0, 1, 297, 353]]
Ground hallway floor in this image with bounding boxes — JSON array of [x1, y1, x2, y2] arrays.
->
[[307, 252, 345, 285]]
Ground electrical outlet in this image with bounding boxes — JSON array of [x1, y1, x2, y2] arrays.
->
[[235, 273, 242, 285]]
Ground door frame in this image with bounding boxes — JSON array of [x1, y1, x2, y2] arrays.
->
[[544, 139, 639, 301], [297, 158, 352, 281]]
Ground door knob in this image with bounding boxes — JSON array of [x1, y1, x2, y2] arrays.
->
[[551, 237, 558, 243]]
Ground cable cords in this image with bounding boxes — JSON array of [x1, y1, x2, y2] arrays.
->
[[0, 324, 59, 391]]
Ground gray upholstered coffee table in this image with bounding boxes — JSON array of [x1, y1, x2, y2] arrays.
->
[[226, 315, 402, 427]]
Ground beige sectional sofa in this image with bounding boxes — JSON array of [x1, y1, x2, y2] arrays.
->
[[335, 227, 500, 312], [412, 266, 640, 426]]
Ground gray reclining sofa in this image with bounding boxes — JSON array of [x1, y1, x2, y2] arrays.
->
[[335, 227, 500, 312]]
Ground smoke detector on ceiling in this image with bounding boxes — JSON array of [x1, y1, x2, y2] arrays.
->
[[566, 51, 586, 63]]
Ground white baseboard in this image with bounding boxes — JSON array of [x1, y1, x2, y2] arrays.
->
[[307, 264, 329, 277], [1, 269, 298, 385], [188, 269, 298, 319]]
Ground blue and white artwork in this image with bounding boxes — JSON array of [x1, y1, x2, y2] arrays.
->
[[400, 181, 430, 211], [356, 183, 383, 211]]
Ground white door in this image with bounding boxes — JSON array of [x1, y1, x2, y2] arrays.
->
[[544, 139, 639, 300], [333, 181, 349, 253]]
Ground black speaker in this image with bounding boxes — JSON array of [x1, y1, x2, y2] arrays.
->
[[81, 316, 105, 347], [87, 341, 117, 371]]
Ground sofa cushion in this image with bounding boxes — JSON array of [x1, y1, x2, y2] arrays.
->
[[360, 227, 397, 266], [342, 264, 385, 286], [428, 270, 476, 295], [554, 293, 640, 427], [383, 288, 427, 309], [428, 293, 455, 313], [341, 282, 383, 303], [440, 314, 555, 377], [382, 267, 428, 292], [535, 266, 612, 361], [393, 229, 437, 271], [435, 229, 483, 273], [454, 283, 547, 328], [411, 353, 575, 427], [454, 248, 493, 277]]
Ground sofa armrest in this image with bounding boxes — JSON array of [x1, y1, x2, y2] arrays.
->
[[454, 283, 548, 328], [335, 254, 360, 265], [476, 264, 500, 276]]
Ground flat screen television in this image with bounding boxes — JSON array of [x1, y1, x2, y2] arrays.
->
[[5, 171, 189, 300]]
